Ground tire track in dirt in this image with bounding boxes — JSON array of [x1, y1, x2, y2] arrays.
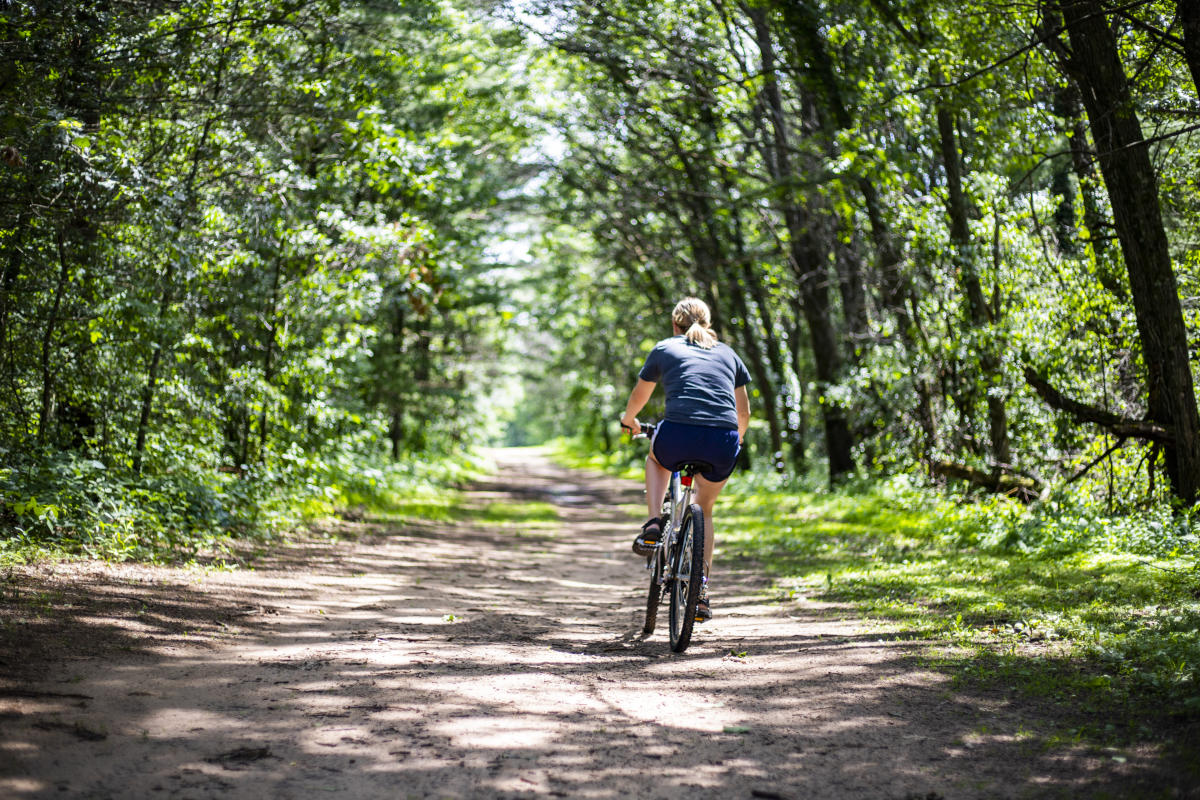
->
[[0, 448, 1186, 798]]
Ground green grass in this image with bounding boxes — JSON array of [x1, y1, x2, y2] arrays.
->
[[359, 491, 560, 531], [476, 500, 560, 525], [0, 449, 496, 567], [546, 437, 646, 480], [714, 476, 1200, 745], [345, 465, 559, 528]]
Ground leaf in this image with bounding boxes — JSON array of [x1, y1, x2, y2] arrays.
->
[[723, 725, 750, 734]]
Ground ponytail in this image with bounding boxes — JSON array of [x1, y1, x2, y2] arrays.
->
[[684, 322, 718, 349], [672, 297, 718, 350]]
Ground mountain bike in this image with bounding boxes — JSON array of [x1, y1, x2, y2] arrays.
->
[[632, 421, 707, 653]]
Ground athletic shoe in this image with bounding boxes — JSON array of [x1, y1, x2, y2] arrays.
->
[[695, 583, 712, 622], [632, 517, 663, 555]]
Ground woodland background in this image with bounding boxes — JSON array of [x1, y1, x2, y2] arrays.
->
[[4, 0, 1200, 560]]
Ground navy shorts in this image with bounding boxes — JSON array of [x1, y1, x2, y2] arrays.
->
[[651, 420, 741, 483]]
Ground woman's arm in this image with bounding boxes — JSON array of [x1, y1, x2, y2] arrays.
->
[[620, 378, 656, 433], [735, 385, 750, 444]]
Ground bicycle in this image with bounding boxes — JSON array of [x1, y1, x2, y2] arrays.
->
[[631, 421, 707, 653]]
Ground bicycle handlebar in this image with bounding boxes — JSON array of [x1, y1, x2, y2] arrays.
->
[[624, 420, 657, 440]]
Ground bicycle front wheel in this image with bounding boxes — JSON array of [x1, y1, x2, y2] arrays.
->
[[642, 548, 664, 636], [668, 503, 705, 653], [643, 483, 675, 638]]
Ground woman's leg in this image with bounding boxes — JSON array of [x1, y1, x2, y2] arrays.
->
[[693, 475, 727, 575], [645, 452, 670, 520]]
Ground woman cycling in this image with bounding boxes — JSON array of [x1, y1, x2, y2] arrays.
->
[[620, 297, 751, 623]]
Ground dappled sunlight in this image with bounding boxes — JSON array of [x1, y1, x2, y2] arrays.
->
[[718, 479, 1200, 751], [1, 451, 1186, 798]]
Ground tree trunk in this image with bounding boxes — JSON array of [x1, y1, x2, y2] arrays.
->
[[37, 232, 72, 445], [936, 103, 1012, 467], [786, 315, 809, 474], [742, 265, 789, 469], [726, 274, 782, 466], [1052, 0, 1200, 502], [257, 257, 282, 462], [0, 213, 25, 390], [833, 230, 868, 363], [748, 5, 854, 482], [410, 326, 433, 453], [1053, 83, 1125, 297], [1178, 0, 1200, 91]]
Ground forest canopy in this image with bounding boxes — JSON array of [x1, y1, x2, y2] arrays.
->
[[515, 0, 1200, 510], [4, 0, 1200, 558], [0, 0, 537, 555]]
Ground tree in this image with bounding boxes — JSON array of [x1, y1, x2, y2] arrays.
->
[[1041, 0, 1200, 502]]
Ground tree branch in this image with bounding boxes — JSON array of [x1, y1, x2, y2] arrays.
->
[[1022, 366, 1172, 443], [1062, 435, 1127, 486]]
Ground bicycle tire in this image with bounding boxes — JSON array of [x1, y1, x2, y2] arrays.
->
[[668, 503, 705, 653], [642, 548, 664, 635], [643, 485, 674, 636]]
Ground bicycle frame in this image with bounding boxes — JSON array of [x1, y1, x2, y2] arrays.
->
[[653, 469, 695, 583]]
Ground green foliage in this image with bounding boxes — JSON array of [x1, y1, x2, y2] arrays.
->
[[717, 474, 1200, 735], [0, 0, 538, 556], [510, 0, 1200, 508], [6, 0, 1200, 631], [0, 441, 489, 566]]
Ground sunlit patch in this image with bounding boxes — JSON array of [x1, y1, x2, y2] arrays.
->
[[433, 716, 555, 748], [139, 707, 241, 734], [0, 778, 49, 794]]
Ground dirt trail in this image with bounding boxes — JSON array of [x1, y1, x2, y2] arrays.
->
[[0, 449, 1186, 799]]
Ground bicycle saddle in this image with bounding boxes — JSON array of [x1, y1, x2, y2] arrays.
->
[[671, 460, 715, 476]]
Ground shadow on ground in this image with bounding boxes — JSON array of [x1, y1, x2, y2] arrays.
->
[[1, 449, 1195, 799]]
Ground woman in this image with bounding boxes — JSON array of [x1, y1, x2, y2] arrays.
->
[[620, 297, 751, 622]]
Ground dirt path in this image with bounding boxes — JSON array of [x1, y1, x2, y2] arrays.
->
[[0, 449, 1187, 799]]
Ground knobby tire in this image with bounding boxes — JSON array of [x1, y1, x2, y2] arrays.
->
[[668, 503, 705, 653], [642, 549, 664, 636], [642, 487, 673, 637]]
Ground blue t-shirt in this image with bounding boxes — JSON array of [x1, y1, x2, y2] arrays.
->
[[638, 336, 751, 429]]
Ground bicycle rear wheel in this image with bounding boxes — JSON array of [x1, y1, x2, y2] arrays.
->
[[668, 503, 705, 653]]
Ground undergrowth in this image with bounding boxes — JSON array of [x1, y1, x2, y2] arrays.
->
[[0, 448, 487, 567]]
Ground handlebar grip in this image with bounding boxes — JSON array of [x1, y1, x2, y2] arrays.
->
[[622, 420, 658, 439], [622, 420, 658, 438]]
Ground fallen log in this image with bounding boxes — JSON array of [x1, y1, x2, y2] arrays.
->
[[931, 459, 1042, 503]]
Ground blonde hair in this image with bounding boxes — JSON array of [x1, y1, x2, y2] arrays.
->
[[672, 297, 718, 349]]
